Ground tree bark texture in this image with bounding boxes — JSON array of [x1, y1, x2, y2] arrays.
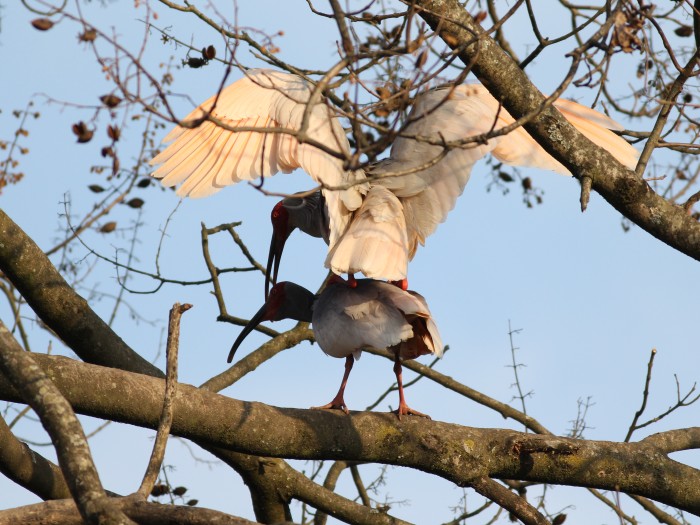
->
[[0, 353, 697, 516], [0, 323, 135, 525], [0, 498, 261, 525], [0, 209, 297, 522]]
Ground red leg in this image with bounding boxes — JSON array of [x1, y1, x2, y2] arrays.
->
[[393, 351, 430, 420], [312, 355, 354, 414], [347, 273, 358, 288], [389, 278, 408, 291]]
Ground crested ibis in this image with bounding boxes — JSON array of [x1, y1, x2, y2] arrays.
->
[[151, 69, 639, 291], [266, 191, 329, 298], [228, 276, 444, 418]]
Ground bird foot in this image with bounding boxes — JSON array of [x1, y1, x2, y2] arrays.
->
[[393, 404, 431, 420], [311, 399, 349, 414], [389, 278, 408, 291], [347, 274, 358, 289]]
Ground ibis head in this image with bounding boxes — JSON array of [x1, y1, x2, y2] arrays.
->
[[228, 281, 314, 363], [265, 193, 330, 299]]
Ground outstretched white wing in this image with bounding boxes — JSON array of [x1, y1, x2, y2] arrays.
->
[[150, 69, 367, 246], [373, 84, 638, 257]]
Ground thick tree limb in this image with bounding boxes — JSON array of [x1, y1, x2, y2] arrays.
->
[[0, 354, 698, 516], [0, 210, 407, 524], [0, 210, 290, 521], [0, 414, 71, 501], [0, 498, 260, 525], [0, 321, 135, 525], [413, 0, 700, 262], [0, 208, 158, 376]]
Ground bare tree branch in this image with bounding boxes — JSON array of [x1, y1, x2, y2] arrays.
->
[[0, 321, 135, 525], [0, 414, 71, 500], [136, 302, 190, 498], [1, 354, 699, 516], [0, 498, 261, 525], [413, 0, 700, 262]]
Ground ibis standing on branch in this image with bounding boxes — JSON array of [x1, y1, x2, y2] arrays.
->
[[150, 69, 639, 294], [227, 276, 444, 418]]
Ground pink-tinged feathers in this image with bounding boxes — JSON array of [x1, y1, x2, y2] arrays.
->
[[325, 186, 409, 280], [151, 70, 638, 283], [371, 84, 638, 259], [150, 69, 367, 247]]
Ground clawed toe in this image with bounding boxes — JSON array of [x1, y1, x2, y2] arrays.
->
[[311, 401, 349, 414], [394, 404, 431, 420]]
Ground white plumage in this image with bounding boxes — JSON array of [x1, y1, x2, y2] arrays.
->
[[151, 69, 639, 282]]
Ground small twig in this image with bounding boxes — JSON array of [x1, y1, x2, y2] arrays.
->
[[223, 224, 267, 274], [624, 348, 656, 442], [328, 0, 354, 56], [633, 376, 700, 432], [442, 499, 493, 525], [625, 349, 700, 440], [507, 321, 531, 429], [469, 477, 548, 525], [201, 222, 229, 317], [586, 488, 638, 525], [580, 175, 592, 212], [136, 302, 191, 498], [349, 464, 371, 507]]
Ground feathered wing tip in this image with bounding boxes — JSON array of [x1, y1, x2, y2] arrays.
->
[[149, 69, 368, 227], [486, 92, 639, 174], [404, 291, 443, 357], [382, 288, 443, 360], [553, 99, 639, 170], [325, 186, 409, 281]]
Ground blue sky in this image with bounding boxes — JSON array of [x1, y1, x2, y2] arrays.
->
[[2, 2, 699, 523]]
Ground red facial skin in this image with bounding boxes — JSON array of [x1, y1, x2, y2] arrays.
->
[[271, 201, 290, 235], [266, 203, 291, 299], [264, 282, 287, 320]]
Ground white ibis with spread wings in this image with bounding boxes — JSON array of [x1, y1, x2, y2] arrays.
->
[[150, 69, 639, 293]]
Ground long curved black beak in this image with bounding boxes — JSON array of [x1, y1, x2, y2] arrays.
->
[[227, 303, 270, 363], [265, 230, 286, 300]]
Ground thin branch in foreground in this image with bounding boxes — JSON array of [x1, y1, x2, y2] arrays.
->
[[469, 477, 548, 525], [0, 319, 136, 525], [136, 302, 191, 498]]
